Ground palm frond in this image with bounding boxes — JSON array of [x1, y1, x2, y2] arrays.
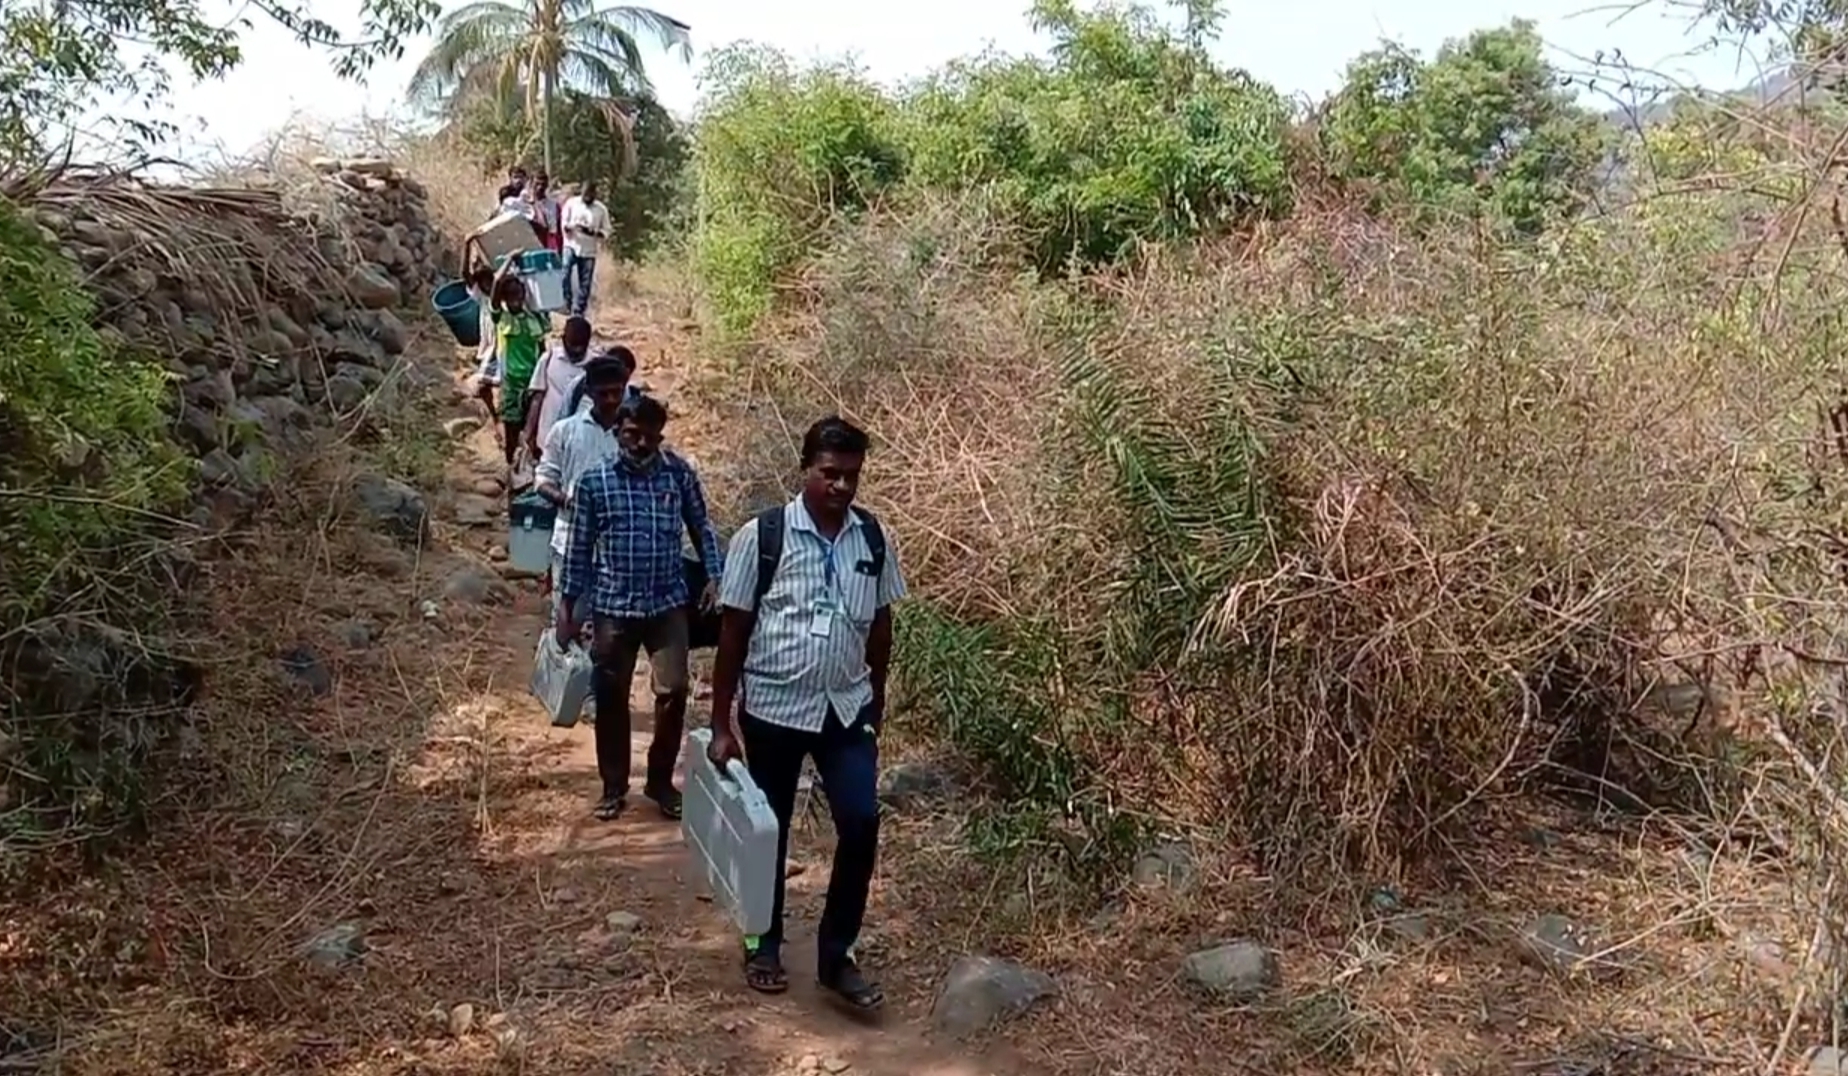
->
[[406, 2, 529, 106], [560, 48, 642, 98], [582, 5, 692, 63]]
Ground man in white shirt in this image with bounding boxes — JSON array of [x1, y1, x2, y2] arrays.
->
[[707, 415, 906, 1013], [521, 316, 596, 462], [561, 181, 612, 318], [533, 354, 632, 612]]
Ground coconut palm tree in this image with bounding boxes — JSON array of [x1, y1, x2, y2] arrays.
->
[[407, 0, 691, 174]]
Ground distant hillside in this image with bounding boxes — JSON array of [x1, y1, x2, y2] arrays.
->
[[1599, 65, 1831, 131]]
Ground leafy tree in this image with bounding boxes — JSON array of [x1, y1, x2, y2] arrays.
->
[[0, 0, 438, 167], [1321, 21, 1609, 233], [903, 0, 1292, 269], [407, 0, 692, 175]]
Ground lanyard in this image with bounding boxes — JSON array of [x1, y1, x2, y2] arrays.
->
[[804, 529, 842, 600]]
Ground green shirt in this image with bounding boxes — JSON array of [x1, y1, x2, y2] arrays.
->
[[493, 308, 548, 420]]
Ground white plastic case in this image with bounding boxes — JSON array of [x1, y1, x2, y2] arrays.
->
[[683, 727, 782, 936]]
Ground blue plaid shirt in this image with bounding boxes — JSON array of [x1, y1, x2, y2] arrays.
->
[[559, 451, 723, 619]]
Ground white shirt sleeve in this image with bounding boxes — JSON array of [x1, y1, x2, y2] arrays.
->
[[718, 521, 761, 611], [876, 531, 907, 608], [536, 420, 571, 488]]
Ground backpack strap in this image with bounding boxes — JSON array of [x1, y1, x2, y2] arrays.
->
[[852, 507, 886, 581], [750, 506, 786, 612], [749, 505, 883, 612]]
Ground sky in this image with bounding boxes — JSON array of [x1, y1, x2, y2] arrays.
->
[[83, 0, 1781, 165]]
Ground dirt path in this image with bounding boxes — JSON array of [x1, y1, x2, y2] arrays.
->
[[0, 280, 1056, 1076], [399, 287, 1041, 1076]]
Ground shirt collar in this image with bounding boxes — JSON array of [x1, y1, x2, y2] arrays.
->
[[789, 498, 859, 537], [574, 407, 617, 431]]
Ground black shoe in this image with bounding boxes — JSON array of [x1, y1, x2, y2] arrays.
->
[[644, 782, 683, 820], [818, 958, 884, 1012]]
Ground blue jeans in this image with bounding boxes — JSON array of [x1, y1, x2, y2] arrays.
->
[[562, 251, 596, 317], [741, 704, 880, 974]]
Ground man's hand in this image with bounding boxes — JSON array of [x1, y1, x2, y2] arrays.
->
[[707, 727, 743, 767], [553, 603, 577, 650], [699, 580, 719, 613], [523, 430, 541, 462]]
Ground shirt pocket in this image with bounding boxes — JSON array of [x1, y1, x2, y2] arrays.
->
[[842, 570, 879, 627], [655, 484, 683, 537]]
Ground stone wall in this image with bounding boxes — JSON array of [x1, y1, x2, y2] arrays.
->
[[26, 156, 449, 524]]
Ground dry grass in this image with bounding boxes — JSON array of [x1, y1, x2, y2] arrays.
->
[[689, 140, 1848, 1067]]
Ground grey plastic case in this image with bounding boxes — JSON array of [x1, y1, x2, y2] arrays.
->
[[529, 632, 593, 728], [684, 728, 782, 937]]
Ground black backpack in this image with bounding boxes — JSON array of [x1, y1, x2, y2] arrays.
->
[[750, 505, 886, 611]]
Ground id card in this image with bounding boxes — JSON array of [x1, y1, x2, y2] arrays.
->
[[808, 610, 832, 637]]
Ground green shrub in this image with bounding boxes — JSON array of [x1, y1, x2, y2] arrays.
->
[[0, 199, 185, 621], [902, 0, 1292, 270], [691, 45, 905, 339], [0, 196, 188, 853], [1320, 21, 1608, 233]]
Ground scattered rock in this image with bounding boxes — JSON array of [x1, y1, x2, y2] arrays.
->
[[877, 760, 952, 809], [1518, 913, 1604, 977], [605, 910, 641, 933], [1182, 940, 1279, 1000], [334, 619, 376, 649], [442, 563, 512, 605], [279, 645, 333, 697], [324, 373, 370, 412], [1131, 842, 1197, 892], [303, 921, 367, 968], [446, 1002, 475, 1038], [444, 416, 484, 439], [346, 262, 402, 309], [453, 493, 502, 526], [1810, 1045, 1847, 1076], [1365, 886, 1430, 941], [351, 473, 430, 543], [930, 955, 1058, 1037]]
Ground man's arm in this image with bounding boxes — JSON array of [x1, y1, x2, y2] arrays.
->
[[534, 419, 571, 507], [678, 464, 725, 579], [559, 469, 602, 609], [522, 352, 552, 448], [710, 525, 760, 741], [868, 536, 909, 717]]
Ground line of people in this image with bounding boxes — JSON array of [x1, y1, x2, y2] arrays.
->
[[493, 164, 610, 319], [479, 176, 904, 1009], [511, 330, 904, 1012]]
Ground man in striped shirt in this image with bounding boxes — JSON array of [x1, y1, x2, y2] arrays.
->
[[708, 416, 907, 1011], [556, 395, 723, 822]]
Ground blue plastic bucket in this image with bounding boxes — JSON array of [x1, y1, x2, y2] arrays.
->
[[432, 280, 480, 347]]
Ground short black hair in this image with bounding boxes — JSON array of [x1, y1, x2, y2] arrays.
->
[[581, 354, 630, 387], [468, 267, 494, 289], [600, 344, 637, 376], [619, 393, 668, 428], [562, 315, 592, 343], [800, 415, 870, 468]]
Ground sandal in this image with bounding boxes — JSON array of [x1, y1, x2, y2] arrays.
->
[[819, 959, 884, 1012], [592, 795, 626, 821], [743, 950, 788, 995], [645, 783, 683, 821]]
